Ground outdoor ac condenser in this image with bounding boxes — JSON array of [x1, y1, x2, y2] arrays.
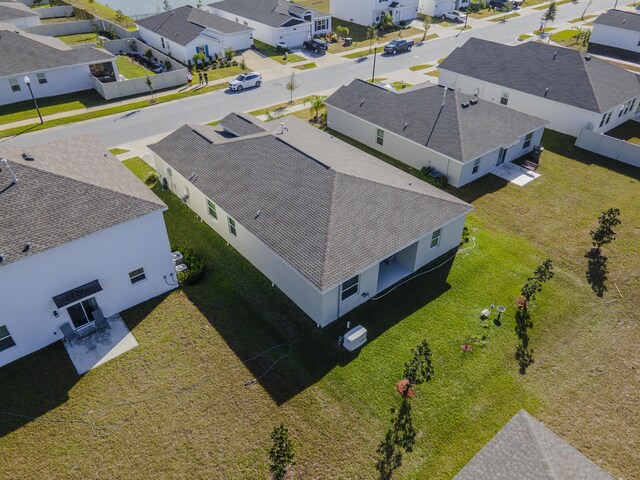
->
[[343, 325, 367, 352]]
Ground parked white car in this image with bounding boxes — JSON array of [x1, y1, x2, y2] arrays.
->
[[442, 10, 467, 22], [228, 72, 262, 91]]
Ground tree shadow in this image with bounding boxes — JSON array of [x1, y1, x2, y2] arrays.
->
[[376, 397, 417, 479], [515, 307, 534, 375], [585, 248, 608, 297]]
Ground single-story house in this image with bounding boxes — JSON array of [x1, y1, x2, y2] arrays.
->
[[454, 410, 614, 479], [0, 137, 176, 369], [325, 79, 549, 187], [589, 9, 640, 63], [208, 0, 331, 48], [0, 0, 40, 29], [0, 25, 118, 106], [331, 0, 419, 26], [149, 113, 473, 327], [419, 0, 469, 18], [439, 38, 640, 137], [136, 5, 253, 65]]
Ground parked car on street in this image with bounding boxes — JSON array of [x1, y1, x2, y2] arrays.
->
[[442, 10, 467, 22], [488, 0, 522, 8], [303, 38, 328, 53], [228, 72, 262, 91], [383, 39, 414, 55]]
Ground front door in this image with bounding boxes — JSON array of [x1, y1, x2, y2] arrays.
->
[[67, 297, 99, 329], [497, 147, 508, 166]]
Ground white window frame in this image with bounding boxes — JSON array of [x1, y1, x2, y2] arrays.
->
[[341, 275, 359, 301], [228, 217, 237, 236], [36, 73, 47, 85], [206, 198, 218, 219], [8, 78, 20, 93], [129, 268, 147, 284], [523, 132, 533, 149], [430, 228, 442, 249], [376, 128, 384, 146], [472, 158, 480, 174], [0, 325, 17, 352]]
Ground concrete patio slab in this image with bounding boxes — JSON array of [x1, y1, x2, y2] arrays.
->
[[492, 162, 541, 186], [63, 314, 138, 375]]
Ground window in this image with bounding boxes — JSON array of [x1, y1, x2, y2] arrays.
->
[[605, 111, 612, 124], [0, 325, 16, 352], [8, 78, 20, 93], [430, 228, 442, 249], [207, 199, 217, 219], [228, 217, 237, 236], [129, 268, 146, 284], [161, 37, 165, 48], [599, 112, 607, 128], [472, 158, 480, 174], [36, 73, 47, 85], [341, 275, 359, 301], [376, 128, 384, 146], [315, 18, 327, 31], [523, 132, 533, 149], [500, 92, 509, 105], [244, 21, 248, 26]]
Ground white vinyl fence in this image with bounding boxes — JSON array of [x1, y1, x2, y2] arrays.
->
[[35, 6, 74, 19], [24, 18, 140, 39], [575, 127, 640, 168]]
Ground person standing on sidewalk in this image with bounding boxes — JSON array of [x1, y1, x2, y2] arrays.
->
[[187, 71, 193, 87], [198, 72, 203, 85], [204, 71, 209, 85]]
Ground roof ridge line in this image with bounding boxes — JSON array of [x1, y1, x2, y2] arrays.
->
[[580, 53, 603, 112], [450, 89, 466, 162], [320, 171, 339, 287], [520, 411, 558, 480]]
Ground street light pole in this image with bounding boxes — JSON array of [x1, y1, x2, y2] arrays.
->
[[23, 76, 43, 124], [371, 42, 378, 83]]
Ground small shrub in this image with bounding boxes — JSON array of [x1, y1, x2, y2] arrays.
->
[[145, 171, 158, 185], [467, 0, 486, 13], [461, 226, 471, 244], [239, 58, 247, 70], [418, 166, 448, 189], [172, 245, 206, 285]]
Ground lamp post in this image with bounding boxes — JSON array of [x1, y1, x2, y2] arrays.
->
[[371, 42, 378, 83], [24, 76, 43, 125]]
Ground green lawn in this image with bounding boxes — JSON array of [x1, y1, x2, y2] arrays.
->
[[116, 56, 156, 79], [194, 64, 248, 81], [605, 120, 640, 145], [488, 12, 520, 21], [425, 69, 441, 77], [550, 29, 580, 42], [55, 32, 98, 45], [108, 147, 130, 156], [344, 46, 384, 59], [518, 34, 533, 40], [533, 0, 573, 8], [293, 62, 317, 70], [62, 0, 135, 28], [568, 14, 598, 23], [390, 81, 413, 90], [253, 40, 305, 64], [294, 0, 330, 12], [327, 19, 422, 54], [0, 132, 638, 479], [410, 64, 433, 71]]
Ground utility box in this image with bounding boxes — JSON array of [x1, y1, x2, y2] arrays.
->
[[531, 145, 544, 163], [172, 251, 184, 266], [343, 325, 367, 352]]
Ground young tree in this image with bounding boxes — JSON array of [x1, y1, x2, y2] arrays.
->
[[268, 424, 295, 480], [336, 25, 350, 39], [401, 340, 434, 397], [224, 48, 235, 62], [520, 258, 555, 307], [379, 12, 394, 31], [305, 95, 326, 123], [541, 1, 556, 30], [146, 76, 155, 103], [501, 1, 514, 21], [285, 72, 298, 103], [590, 208, 621, 251], [421, 16, 432, 42], [114, 9, 126, 26], [366, 24, 378, 54]]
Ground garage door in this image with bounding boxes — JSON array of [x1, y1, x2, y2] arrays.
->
[[280, 28, 310, 48]]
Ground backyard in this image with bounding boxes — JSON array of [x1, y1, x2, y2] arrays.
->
[[116, 56, 156, 79], [0, 134, 638, 479]]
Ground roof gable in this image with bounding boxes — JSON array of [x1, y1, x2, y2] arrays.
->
[[594, 9, 640, 32], [208, 0, 312, 28], [0, 2, 39, 22]]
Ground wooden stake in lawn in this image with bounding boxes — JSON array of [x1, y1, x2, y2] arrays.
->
[[285, 72, 298, 104], [268, 423, 295, 480]]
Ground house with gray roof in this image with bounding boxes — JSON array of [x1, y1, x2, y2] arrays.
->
[[208, 0, 331, 48], [0, 137, 176, 369], [325, 79, 549, 187], [439, 38, 640, 137], [0, 25, 118, 106], [589, 9, 640, 63], [454, 410, 614, 479], [0, 0, 40, 28], [149, 113, 473, 327], [136, 5, 253, 64], [331, 0, 419, 27]]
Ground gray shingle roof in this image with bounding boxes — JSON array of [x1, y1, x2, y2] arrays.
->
[[0, 1, 39, 22], [0, 27, 114, 78], [149, 115, 472, 291], [53, 280, 103, 308], [219, 112, 268, 136], [0, 136, 166, 269], [439, 38, 640, 113], [594, 9, 640, 32], [136, 5, 252, 47], [208, 0, 314, 28], [454, 410, 614, 479], [326, 80, 549, 163]]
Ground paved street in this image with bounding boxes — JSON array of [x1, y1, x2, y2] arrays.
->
[[1, 0, 620, 147]]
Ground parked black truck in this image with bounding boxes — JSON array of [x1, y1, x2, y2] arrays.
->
[[383, 39, 414, 55]]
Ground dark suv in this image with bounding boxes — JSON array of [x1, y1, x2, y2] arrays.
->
[[489, 0, 522, 7], [302, 38, 328, 53]]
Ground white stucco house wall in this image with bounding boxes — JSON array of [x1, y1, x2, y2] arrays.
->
[[331, 0, 419, 26], [208, 0, 331, 48], [0, 25, 118, 106], [419, 0, 469, 18], [0, 137, 176, 369], [136, 5, 253, 64], [0, 1, 41, 28], [325, 79, 549, 188], [149, 113, 473, 327], [589, 9, 640, 63], [439, 38, 640, 137]]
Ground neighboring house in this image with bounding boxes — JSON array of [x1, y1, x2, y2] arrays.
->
[[331, 0, 419, 26], [0, 0, 40, 28], [325, 79, 549, 187], [419, 0, 469, 18], [208, 0, 331, 48], [589, 9, 640, 63], [136, 5, 253, 65], [454, 410, 614, 479], [439, 38, 640, 137], [0, 137, 176, 369], [0, 25, 118, 106], [149, 113, 473, 327]]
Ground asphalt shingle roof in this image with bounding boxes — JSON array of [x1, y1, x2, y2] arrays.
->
[[136, 5, 252, 46], [0, 137, 166, 268], [0, 1, 39, 22], [0, 27, 114, 77], [219, 112, 268, 136], [326, 80, 549, 163], [594, 9, 640, 32], [454, 410, 614, 479], [208, 0, 319, 28], [439, 38, 640, 113], [149, 115, 472, 291]]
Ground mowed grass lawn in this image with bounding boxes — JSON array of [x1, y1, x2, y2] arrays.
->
[[0, 135, 638, 479], [115, 56, 156, 79]]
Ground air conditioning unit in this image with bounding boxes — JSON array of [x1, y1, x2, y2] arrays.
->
[[175, 263, 188, 274], [172, 251, 184, 266], [343, 325, 367, 352]]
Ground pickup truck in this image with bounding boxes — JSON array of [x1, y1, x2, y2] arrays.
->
[[383, 39, 414, 55]]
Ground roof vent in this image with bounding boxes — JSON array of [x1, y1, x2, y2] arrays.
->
[[188, 172, 198, 182], [360, 99, 365, 107], [553, 51, 557, 60], [585, 54, 592, 60], [403, 122, 408, 130], [622, 18, 626, 24], [544, 87, 549, 97], [254, 210, 261, 220], [469, 98, 478, 105], [23, 242, 32, 252], [461, 102, 470, 108], [21, 153, 34, 161]]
